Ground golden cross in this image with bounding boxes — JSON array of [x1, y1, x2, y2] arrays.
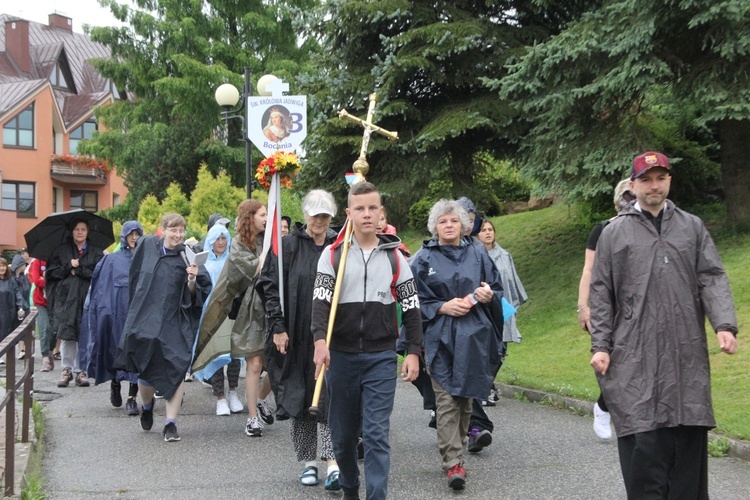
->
[[338, 93, 398, 176]]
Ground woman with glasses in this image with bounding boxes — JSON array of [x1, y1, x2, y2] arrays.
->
[[577, 179, 634, 440], [115, 213, 212, 442]]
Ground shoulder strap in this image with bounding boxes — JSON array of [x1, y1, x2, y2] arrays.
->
[[332, 246, 399, 300]]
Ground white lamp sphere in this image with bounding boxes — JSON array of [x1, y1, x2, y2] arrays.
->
[[215, 83, 240, 107], [257, 74, 279, 96]]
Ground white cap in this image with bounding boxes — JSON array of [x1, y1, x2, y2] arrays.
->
[[302, 190, 337, 217]]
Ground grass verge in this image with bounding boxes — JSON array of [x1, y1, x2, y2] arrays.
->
[[21, 399, 46, 499]]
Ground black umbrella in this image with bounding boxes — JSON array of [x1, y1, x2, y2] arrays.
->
[[24, 209, 115, 260]]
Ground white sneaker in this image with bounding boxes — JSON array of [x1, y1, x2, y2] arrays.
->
[[593, 402, 612, 440], [216, 398, 231, 416], [226, 391, 244, 413]]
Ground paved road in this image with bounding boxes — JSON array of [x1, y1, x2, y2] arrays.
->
[[32, 358, 750, 499]]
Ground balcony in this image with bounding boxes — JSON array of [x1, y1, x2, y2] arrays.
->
[[50, 154, 110, 185]]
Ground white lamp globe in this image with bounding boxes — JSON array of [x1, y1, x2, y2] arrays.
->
[[257, 74, 279, 96], [215, 83, 240, 107]]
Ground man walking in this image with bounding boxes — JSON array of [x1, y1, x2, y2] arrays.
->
[[312, 181, 422, 500], [589, 151, 738, 499]]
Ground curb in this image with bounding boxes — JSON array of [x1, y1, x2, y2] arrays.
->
[[495, 383, 750, 463]]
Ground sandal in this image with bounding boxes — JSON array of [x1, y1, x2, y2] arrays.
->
[[325, 469, 341, 491], [299, 465, 319, 486]]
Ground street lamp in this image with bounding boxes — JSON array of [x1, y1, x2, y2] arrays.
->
[[214, 67, 254, 198], [214, 70, 283, 198]]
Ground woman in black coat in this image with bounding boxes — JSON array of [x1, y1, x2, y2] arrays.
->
[[257, 190, 341, 489], [46, 220, 104, 388]]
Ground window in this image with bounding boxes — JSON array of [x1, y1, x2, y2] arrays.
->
[[70, 190, 98, 212], [3, 104, 34, 148], [69, 117, 97, 155], [1, 182, 35, 218]]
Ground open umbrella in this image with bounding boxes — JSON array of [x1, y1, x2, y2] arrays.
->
[[24, 209, 115, 260]]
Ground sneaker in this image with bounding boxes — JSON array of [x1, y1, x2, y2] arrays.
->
[[110, 381, 122, 407], [17, 350, 25, 360], [216, 398, 231, 416], [41, 359, 53, 372], [428, 410, 437, 429], [467, 428, 492, 453], [257, 399, 274, 425], [489, 384, 500, 402], [140, 405, 154, 430], [481, 399, 496, 407], [245, 417, 263, 437], [126, 398, 139, 416], [593, 402, 612, 440], [299, 465, 319, 486], [75, 371, 90, 387], [226, 391, 244, 413], [57, 368, 73, 388], [447, 463, 466, 490], [325, 469, 341, 491], [163, 422, 181, 442], [184, 372, 194, 382], [0, 357, 5, 365], [343, 488, 360, 500]]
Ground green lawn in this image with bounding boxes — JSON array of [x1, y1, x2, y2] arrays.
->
[[399, 204, 750, 440]]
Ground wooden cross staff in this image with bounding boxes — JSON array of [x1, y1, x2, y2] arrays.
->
[[309, 92, 399, 416]]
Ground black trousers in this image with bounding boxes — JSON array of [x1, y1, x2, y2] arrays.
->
[[617, 426, 709, 500]]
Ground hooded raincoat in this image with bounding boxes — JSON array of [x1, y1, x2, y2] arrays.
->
[[590, 201, 738, 437], [85, 221, 143, 385], [256, 224, 337, 421], [193, 235, 265, 371], [192, 224, 238, 381], [0, 273, 25, 340], [114, 235, 212, 400], [411, 239, 505, 399], [487, 242, 527, 343], [46, 238, 104, 341]]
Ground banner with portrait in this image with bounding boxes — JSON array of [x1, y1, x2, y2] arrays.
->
[[246, 96, 307, 158]]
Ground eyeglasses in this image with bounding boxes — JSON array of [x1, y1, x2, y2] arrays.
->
[[166, 228, 186, 235]]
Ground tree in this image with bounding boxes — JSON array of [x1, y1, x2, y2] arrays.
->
[[187, 164, 245, 235], [299, 0, 594, 225], [137, 194, 162, 234], [83, 0, 318, 204], [498, 0, 750, 225], [161, 182, 190, 217]]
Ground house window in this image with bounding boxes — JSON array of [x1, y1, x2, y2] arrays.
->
[[1, 181, 36, 218], [3, 104, 34, 148], [69, 117, 97, 155], [70, 190, 98, 212], [49, 61, 72, 90]]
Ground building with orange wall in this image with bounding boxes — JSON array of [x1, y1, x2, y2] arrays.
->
[[0, 12, 129, 251]]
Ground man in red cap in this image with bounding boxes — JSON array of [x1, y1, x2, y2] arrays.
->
[[589, 151, 738, 498]]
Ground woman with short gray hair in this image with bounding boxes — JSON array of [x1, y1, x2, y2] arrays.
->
[[411, 199, 505, 491]]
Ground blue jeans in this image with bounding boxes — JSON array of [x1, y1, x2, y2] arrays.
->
[[326, 350, 397, 500]]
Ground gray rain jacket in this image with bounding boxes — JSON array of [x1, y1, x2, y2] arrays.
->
[[590, 201, 737, 437]]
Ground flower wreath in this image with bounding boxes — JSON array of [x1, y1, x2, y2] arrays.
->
[[255, 151, 302, 190]]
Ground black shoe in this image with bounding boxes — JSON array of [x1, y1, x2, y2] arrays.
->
[[126, 398, 139, 416], [481, 399, 496, 407], [467, 428, 492, 453], [163, 422, 181, 442], [110, 381, 122, 408], [428, 410, 437, 429], [140, 405, 154, 431]]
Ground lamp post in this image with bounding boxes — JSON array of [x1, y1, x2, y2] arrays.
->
[[214, 67, 254, 199]]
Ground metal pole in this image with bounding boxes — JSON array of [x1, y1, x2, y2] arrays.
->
[[244, 67, 253, 199]]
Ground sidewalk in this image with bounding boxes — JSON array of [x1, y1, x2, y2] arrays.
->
[[32, 358, 750, 499]]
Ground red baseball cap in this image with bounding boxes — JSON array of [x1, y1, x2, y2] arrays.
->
[[631, 151, 670, 179]]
